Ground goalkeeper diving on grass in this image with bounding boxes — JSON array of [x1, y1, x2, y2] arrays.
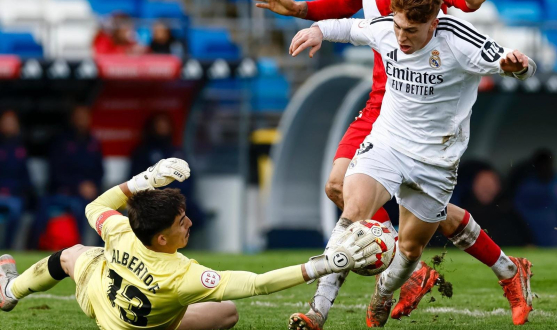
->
[[0, 158, 379, 330]]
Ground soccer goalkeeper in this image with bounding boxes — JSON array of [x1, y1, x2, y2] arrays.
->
[[0, 158, 374, 330]]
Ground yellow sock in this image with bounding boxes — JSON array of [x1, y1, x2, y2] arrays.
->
[[11, 256, 61, 299]]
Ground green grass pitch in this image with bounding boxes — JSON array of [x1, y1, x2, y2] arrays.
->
[[1, 248, 555, 330]]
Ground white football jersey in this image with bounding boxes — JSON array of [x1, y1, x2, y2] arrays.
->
[[316, 15, 531, 168]]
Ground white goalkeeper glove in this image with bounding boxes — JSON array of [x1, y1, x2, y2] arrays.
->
[[304, 233, 374, 280], [127, 158, 191, 193]]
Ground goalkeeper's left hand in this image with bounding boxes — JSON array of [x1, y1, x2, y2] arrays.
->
[[304, 231, 376, 280], [127, 158, 191, 193]]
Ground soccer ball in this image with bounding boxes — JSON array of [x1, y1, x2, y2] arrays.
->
[[346, 220, 397, 276]]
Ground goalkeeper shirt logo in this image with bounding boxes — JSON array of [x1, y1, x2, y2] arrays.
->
[[201, 271, 220, 288]]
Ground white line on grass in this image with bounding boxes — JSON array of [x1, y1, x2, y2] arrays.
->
[[250, 302, 556, 318], [27, 294, 76, 301], [424, 307, 556, 318], [25, 295, 556, 318]]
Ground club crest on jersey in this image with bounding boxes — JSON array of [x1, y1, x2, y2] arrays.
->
[[201, 271, 221, 288], [429, 50, 441, 69]]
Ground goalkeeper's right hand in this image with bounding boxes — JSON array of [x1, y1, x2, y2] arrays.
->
[[304, 232, 374, 280], [127, 158, 191, 193]]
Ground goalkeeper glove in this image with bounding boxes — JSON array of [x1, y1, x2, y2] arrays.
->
[[127, 158, 191, 193], [304, 233, 373, 280]]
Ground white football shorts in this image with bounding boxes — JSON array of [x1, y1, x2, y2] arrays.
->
[[345, 141, 457, 222]]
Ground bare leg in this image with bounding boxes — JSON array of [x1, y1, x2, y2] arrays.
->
[[368, 207, 439, 327], [325, 158, 351, 210], [341, 173, 391, 221], [178, 301, 239, 330], [397, 207, 440, 261], [438, 204, 465, 237], [305, 174, 390, 323], [61, 245, 97, 281], [380, 207, 439, 295]]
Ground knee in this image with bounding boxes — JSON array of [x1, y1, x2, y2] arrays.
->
[[60, 244, 85, 271], [221, 301, 239, 329], [398, 240, 423, 261], [325, 179, 343, 203]]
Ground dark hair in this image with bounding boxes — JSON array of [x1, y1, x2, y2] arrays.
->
[[127, 188, 186, 246], [391, 0, 443, 23]]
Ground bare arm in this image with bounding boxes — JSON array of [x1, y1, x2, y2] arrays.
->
[[255, 0, 362, 21], [466, 0, 486, 10], [444, 0, 485, 12], [255, 0, 308, 18]]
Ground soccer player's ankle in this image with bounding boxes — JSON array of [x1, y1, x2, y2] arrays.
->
[[377, 283, 394, 297], [5, 280, 17, 300], [311, 295, 332, 320], [491, 252, 518, 280]]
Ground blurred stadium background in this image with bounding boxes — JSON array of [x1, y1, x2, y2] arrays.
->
[[0, 0, 556, 255]]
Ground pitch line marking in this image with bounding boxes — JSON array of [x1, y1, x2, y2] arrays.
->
[[249, 302, 556, 318], [27, 294, 76, 301]]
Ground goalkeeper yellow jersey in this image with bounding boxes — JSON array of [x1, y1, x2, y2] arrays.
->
[[85, 186, 305, 330]]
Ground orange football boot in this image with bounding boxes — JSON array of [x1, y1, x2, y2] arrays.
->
[[288, 312, 325, 330], [499, 257, 533, 325], [366, 281, 395, 327], [390, 261, 439, 319]]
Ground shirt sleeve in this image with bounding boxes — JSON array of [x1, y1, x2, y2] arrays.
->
[[85, 185, 129, 240], [315, 18, 381, 49], [441, 19, 537, 79], [177, 262, 305, 306], [439, 17, 512, 75], [306, 0, 363, 21]]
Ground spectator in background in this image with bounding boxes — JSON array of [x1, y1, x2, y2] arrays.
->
[[150, 21, 186, 58], [49, 105, 104, 199], [130, 113, 206, 228], [0, 110, 34, 248], [93, 13, 146, 55], [460, 166, 532, 246], [32, 105, 104, 248], [514, 149, 557, 246]]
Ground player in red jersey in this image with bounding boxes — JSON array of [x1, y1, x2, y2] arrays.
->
[[257, 0, 534, 328]]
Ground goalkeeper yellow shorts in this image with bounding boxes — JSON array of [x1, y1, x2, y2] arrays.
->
[[74, 247, 105, 319]]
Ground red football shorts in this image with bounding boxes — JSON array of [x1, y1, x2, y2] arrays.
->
[[334, 108, 380, 161]]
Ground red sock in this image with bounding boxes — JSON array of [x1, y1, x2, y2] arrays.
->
[[447, 210, 501, 267], [371, 207, 390, 223]]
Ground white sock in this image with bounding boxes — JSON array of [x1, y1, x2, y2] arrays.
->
[[378, 249, 420, 296], [5, 279, 16, 300], [490, 251, 517, 280], [311, 272, 348, 319], [324, 218, 352, 252], [311, 218, 352, 319]]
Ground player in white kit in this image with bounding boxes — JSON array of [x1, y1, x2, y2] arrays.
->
[[290, 0, 536, 326]]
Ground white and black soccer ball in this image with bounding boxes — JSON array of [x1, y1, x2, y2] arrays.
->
[[346, 220, 397, 276]]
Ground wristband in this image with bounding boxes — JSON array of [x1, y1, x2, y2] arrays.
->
[[127, 174, 153, 194]]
